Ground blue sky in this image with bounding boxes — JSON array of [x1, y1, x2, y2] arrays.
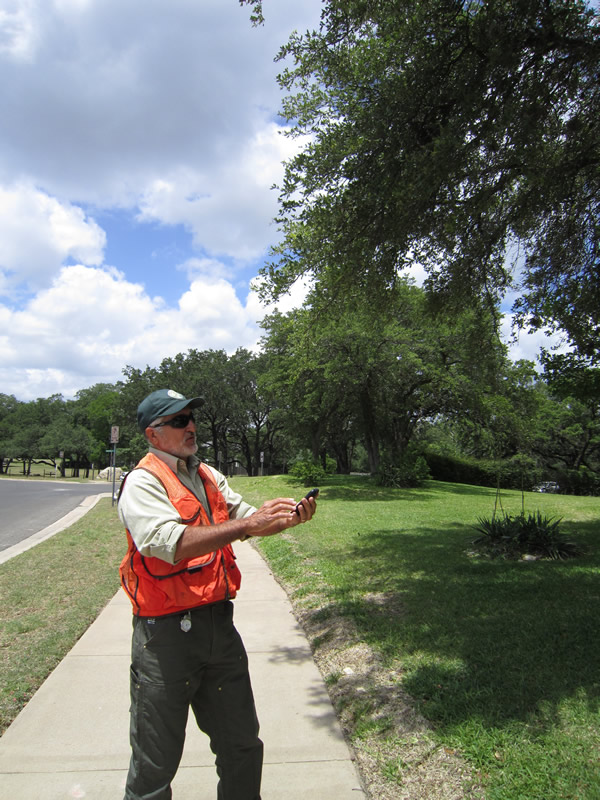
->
[[0, 0, 319, 400], [0, 0, 551, 402], [94, 211, 196, 306]]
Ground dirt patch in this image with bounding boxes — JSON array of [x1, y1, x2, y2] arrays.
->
[[297, 604, 484, 799]]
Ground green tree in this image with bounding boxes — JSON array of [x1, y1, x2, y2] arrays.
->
[[424, 360, 600, 492], [3, 395, 65, 475], [162, 349, 236, 470], [38, 417, 97, 477], [154, 348, 288, 476], [73, 383, 122, 468], [538, 351, 600, 491], [259, 310, 322, 469], [447, 359, 544, 461], [239, 0, 264, 25], [0, 394, 20, 474], [228, 348, 285, 476], [261, 279, 506, 473], [261, 306, 360, 472], [259, 0, 599, 367], [120, 350, 243, 472], [117, 365, 162, 467]]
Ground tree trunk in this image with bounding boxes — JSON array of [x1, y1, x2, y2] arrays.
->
[[360, 389, 380, 474], [311, 425, 323, 463], [332, 442, 351, 474], [210, 423, 220, 469]]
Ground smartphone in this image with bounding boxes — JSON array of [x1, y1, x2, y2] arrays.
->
[[295, 488, 319, 514]]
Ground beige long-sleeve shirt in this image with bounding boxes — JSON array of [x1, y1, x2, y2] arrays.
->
[[118, 446, 256, 565]]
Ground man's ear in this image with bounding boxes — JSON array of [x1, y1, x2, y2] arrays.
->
[[145, 426, 160, 447]]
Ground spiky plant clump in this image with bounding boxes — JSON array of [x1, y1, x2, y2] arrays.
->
[[472, 511, 581, 560]]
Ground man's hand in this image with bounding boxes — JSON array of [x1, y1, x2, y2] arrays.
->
[[176, 494, 317, 560], [246, 495, 317, 537]]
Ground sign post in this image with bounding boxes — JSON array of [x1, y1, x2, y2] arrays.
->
[[110, 426, 119, 505]]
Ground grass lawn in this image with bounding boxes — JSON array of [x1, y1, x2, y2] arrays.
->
[[0, 498, 124, 734], [230, 475, 600, 800], [1, 476, 598, 799]]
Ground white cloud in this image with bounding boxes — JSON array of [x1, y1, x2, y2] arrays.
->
[[0, 264, 273, 400], [137, 122, 299, 261], [0, 0, 317, 208], [178, 256, 232, 284], [500, 314, 568, 367], [0, 0, 38, 62], [0, 183, 105, 291], [246, 273, 313, 321], [0, 0, 324, 399]]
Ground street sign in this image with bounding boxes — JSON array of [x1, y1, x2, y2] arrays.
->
[[110, 426, 119, 444]]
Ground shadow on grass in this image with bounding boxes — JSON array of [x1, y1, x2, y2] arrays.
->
[[323, 518, 600, 736], [284, 477, 502, 504]]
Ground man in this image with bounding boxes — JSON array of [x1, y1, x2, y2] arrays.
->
[[118, 389, 317, 800]]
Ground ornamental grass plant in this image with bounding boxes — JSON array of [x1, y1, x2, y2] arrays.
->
[[471, 510, 582, 560]]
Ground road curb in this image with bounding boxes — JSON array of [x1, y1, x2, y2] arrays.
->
[[0, 492, 112, 566]]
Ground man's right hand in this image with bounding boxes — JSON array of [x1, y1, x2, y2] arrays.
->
[[176, 496, 316, 561], [247, 496, 316, 537]]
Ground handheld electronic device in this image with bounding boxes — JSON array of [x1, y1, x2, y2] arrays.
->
[[295, 487, 319, 514]]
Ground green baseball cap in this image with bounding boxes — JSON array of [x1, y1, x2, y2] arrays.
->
[[137, 389, 203, 431]]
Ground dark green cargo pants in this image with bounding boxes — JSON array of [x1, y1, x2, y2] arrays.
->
[[124, 601, 263, 800]]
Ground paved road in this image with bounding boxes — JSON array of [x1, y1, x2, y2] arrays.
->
[[0, 479, 113, 552]]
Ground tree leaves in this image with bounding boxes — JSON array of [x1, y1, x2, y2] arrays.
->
[[265, 0, 600, 367]]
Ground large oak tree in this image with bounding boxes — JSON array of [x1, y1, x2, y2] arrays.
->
[[245, 0, 599, 367]]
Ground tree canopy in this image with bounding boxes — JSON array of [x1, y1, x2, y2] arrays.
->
[[253, 0, 599, 367], [1, 326, 597, 491], [261, 278, 509, 473]]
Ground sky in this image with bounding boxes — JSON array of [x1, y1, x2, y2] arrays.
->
[[0, 0, 552, 402]]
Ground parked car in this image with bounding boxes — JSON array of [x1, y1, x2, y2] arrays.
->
[[533, 481, 560, 493]]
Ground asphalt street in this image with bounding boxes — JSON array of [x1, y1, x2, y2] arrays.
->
[[0, 479, 112, 551]]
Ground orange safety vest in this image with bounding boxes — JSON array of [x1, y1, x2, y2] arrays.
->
[[119, 453, 241, 617]]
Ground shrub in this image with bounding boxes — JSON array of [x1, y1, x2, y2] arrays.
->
[[471, 511, 582, 560], [324, 455, 337, 475], [289, 458, 327, 486], [554, 466, 599, 496], [350, 443, 370, 474], [424, 450, 544, 491], [376, 448, 430, 488]]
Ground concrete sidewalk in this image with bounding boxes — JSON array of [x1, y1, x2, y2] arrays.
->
[[0, 542, 366, 799]]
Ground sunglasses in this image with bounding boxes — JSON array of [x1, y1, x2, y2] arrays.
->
[[151, 412, 195, 429]]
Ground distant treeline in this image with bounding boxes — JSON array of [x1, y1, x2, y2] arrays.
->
[[2, 282, 598, 493]]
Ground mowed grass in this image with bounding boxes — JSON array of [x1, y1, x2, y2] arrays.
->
[[1, 476, 599, 799], [230, 475, 600, 800], [0, 498, 123, 734]]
